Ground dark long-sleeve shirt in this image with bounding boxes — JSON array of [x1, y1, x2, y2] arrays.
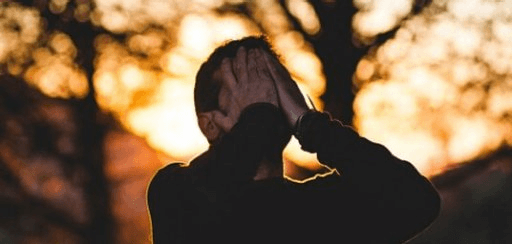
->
[[147, 104, 441, 244]]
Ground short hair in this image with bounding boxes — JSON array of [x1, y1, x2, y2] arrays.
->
[[194, 36, 278, 114]]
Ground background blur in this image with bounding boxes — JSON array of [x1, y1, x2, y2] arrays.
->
[[0, 0, 511, 243]]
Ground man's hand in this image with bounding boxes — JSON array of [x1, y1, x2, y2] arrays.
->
[[210, 47, 279, 132], [259, 50, 309, 129]]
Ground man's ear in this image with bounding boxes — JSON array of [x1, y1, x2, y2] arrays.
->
[[198, 112, 221, 143]]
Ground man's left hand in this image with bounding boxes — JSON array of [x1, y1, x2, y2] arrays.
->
[[258, 49, 310, 129]]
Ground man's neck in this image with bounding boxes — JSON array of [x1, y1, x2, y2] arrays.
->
[[252, 156, 283, 181]]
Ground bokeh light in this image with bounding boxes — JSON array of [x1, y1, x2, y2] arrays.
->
[[0, 3, 89, 99], [353, 0, 512, 176], [286, 0, 321, 35], [25, 32, 89, 99], [352, 0, 413, 41], [0, 3, 42, 69]]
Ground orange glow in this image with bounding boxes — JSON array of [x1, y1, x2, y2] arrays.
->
[[119, 65, 147, 90], [179, 15, 216, 58], [355, 58, 375, 82], [74, 3, 91, 22], [285, 50, 326, 98], [353, 0, 512, 176], [125, 79, 209, 160], [0, 4, 89, 98], [273, 31, 326, 109], [352, 0, 413, 40], [92, 3, 327, 170], [24, 32, 89, 99], [283, 137, 324, 172], [49, 0, 69, 14], [162, 49, 198, 77], [286, 0, 321, 35], [0, 4, 42, 65], [446, 114, 504, 164]]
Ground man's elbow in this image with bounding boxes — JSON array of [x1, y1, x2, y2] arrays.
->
[[405, 184, 442, 237], [393, 187, 441, 243], [421, 185, 441, 227]]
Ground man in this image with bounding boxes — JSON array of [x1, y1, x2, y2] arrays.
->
[[147, 36, 441, 244]]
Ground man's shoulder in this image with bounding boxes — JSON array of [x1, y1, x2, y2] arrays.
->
[[151, 147, 213, 179], [148, 162, 188, 193], [153, 162, 187, 179], [148, 149, 213, 190]]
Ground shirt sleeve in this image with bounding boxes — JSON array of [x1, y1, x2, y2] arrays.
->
[[147, 163, 186, 243], [295, 111, 441, 243]]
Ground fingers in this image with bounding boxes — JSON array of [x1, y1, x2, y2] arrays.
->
[[220, 58, 237, 90], [233, 47, 248, 84], [261, 50, 282, 83], [252, 49, 279, 106], [210, 110, 235, 133], [247, 49, 259, 84], [267, 52, 292, 81], [260, 49, 309, 118], [217, 85, 243, 125], [261, 51, 298, 93], [254, 49, 273, 82]]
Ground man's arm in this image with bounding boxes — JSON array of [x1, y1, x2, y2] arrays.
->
[[260, 47, 440, 243], [297, 111, 441, 243]]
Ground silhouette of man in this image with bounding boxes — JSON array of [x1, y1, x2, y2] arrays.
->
[[147, 36, 441, 244]]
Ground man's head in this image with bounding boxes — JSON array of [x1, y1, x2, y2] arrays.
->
[[194, 36, 283, 143], [194, 36, 278, 113]]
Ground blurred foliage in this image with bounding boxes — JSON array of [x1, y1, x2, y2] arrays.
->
[[0, 75, 89, 243]]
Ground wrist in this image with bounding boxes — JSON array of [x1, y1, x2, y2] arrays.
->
[[283, 106, 308, 129], [294, 110, 331, 152], [293, 110, 316, 140], [291, 100, 317, 136]]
